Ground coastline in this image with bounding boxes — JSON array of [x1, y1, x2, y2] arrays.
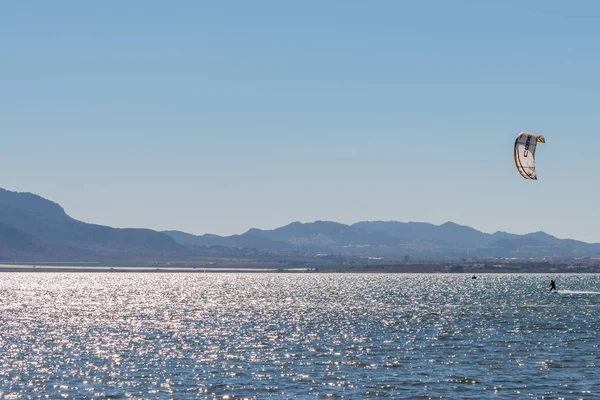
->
[[0, 264, 308, 273], [1, 263, 598, 274]]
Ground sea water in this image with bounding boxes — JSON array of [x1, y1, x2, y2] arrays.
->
[[0, 273, 599, 398]]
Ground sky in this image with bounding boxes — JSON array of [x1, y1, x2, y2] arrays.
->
[[1, 1, 600, 241]]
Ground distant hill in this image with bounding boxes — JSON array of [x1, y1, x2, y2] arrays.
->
[[2, 186, 600, 263], [163, 230, 296, 252], [352, 221, 494, 247], [0, 220, 46, 259], [167, 220, 600, 258], [0, 188, 182, 261], [246, 221, 401, 248]]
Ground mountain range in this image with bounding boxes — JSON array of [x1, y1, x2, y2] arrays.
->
[[0, 187, 599, 263], [165, 220, 600, 258], [0, 188, 183, 261]]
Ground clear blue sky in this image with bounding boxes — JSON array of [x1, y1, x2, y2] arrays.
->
[[2, 1, 600, 241]]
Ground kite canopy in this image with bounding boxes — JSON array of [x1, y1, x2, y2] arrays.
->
[[514, 132, 545, 180]]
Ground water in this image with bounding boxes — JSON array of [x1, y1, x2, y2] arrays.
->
[[1, 273, 599, 399]]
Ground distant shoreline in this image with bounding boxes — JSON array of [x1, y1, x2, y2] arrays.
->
[[0, 264, 306, 273], [1, 264, 599, 274]]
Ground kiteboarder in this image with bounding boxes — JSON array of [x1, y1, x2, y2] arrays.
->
[[549, 279, 557, 292]]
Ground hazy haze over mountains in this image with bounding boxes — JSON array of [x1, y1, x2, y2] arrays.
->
[[1, 187, 599, 262], [165, 220, 600, 258], [0, 188, 182, 261]]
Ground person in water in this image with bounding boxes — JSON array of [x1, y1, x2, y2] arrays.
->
[[549, 279, 557, 291]]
